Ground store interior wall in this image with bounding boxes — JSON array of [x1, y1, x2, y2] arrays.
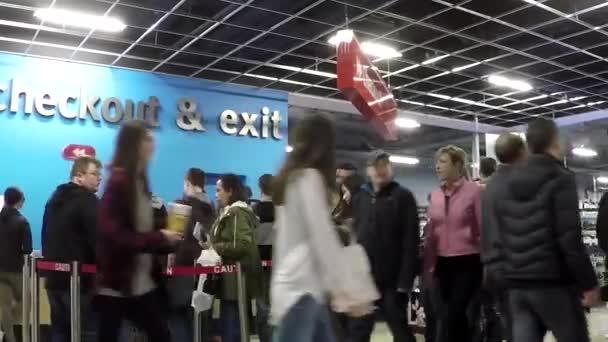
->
[[394, 167, 437, 206], [0, 53, 288, 248]]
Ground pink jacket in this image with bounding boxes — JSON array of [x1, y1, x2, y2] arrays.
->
[[423, 178, 482, 278]]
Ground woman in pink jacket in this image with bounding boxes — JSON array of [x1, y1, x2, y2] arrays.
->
[[423, 145, 482, 342]]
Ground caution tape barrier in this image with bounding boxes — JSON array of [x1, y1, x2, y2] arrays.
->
[[36, 259, 272, 275]]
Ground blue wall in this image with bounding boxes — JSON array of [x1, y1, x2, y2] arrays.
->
[[0, 53, 288, 248]]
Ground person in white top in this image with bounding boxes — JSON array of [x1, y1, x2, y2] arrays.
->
[[271, 114, 373, 342]]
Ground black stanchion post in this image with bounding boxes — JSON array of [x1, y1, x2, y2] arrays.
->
[[236, 263, 249, 342], [21, 255, 30, 342], [30, 256, 39, 342], [70, 261, 81, 342]]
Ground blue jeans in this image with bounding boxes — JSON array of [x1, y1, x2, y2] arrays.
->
[[168, 308, 194, 342], [256, 299, 272, 342], [274, 295, 336, 342], [47, 290, 97, 342], [221, 300, 241, 342]]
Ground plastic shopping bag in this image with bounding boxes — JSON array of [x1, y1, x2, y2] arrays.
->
[[332, 243, 380, 314], [191, 248, 222, 313]]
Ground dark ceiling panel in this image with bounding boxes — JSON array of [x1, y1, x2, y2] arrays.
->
[[0, 0, 604, 129]]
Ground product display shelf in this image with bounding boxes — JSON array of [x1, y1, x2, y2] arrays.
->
[[581, 208, 606, 287]]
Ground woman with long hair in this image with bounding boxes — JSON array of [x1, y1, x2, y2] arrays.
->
[[96, 121, 182, 342], [272, 114, 370, 342], [210, 174, 263, 342], [423, 145, 482, 342], [332, 174, 365, 246]]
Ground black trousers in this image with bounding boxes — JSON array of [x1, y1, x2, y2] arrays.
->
[[348, 290, 416, 342], [96, 290, 171, 342], [436, 254, 482, 342], [507, 287, 589, 342]]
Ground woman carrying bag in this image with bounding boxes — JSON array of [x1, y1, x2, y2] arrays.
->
[[210, 174, 263, 342]]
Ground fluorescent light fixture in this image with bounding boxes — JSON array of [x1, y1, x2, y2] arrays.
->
[[360, 41, 401, 59], [327, 29, 354, 45], [395, 118, 421, 129], [399, 99, 425, 106], [328, 30, 400, 59], [588, 101, 606, 106], [488, 74, 533, 92], [597, 177, 608, 184], [428, 93, 451, 100], [383, 64, 419, 78], [285, 145, 293, 153], [570, 96, 587, 101], [452, 62, 481, 72], [451, 97, 477, 105], [244, 73, 278, 81], [389, 155, 420, 165], [269, 64, 336, 78], [34, 8, 126, 32], [422, 55, 449, 65], [545, 99, 568, 106], [427, 104, 449, 110], [572, 146, 598, 158]]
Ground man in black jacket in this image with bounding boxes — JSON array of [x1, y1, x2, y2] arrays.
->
[[349, 151, 419, 342], [0, 187, 32, 342], [42, 156, 101, 342], [481, 133, 527, 342], [495, 118, 598, 342]]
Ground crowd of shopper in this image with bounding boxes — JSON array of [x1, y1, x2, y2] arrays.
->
[[0, 114, 601, 342]]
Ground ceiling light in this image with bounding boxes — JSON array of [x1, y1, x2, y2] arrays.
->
[[427, 104, 449, 110], [360, 41, 401, 59], [327, 29, 354, 45], [383, 64, 419, 78], [34, 8, 126, 32], [452, 62, 481, 72], [328, 30, 400, 60], [422, 55, 449, 65], [395, 118, 421, 129], [269, 64, 336, 78], [244, 73, 278, 81], [545, 99, 568, 106], [588, 101, 606, 106], [488, 74, 533, 92], [389, 155, 420, 165], [285, 145, 293, 153], [451, 97, 477, 105], [572, 146, 598, 158], [570, 96, 587, 101], [399, 99, 425, 106], [597, 177, 608, 184], [428, 93, 451, 100]]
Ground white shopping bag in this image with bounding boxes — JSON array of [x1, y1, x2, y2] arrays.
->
[[191, 248, 222, 313], [332, 243, 380, 314]]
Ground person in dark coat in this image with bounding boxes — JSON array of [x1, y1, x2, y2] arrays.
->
[[0, 187, 32, 342], [349, 151, 419, 342], [167, 168, 215, 342], [480, 133, 527, 342], [42, 156, 102, 342], [251, 174, 274, 342], [495, 118, 598, 342]]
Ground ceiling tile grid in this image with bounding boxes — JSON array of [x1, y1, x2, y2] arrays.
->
[[0, 0, 607, 127]]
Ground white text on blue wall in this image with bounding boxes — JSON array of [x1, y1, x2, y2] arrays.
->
[[0, 78, 283, 140]]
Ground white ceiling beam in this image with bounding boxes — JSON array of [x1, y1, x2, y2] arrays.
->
[[288, 93, 506, 134]]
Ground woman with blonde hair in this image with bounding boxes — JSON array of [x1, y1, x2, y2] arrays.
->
[[422, 145, 482, 342]]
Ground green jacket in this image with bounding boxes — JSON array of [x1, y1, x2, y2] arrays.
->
[[210, 201, 263, 301]]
